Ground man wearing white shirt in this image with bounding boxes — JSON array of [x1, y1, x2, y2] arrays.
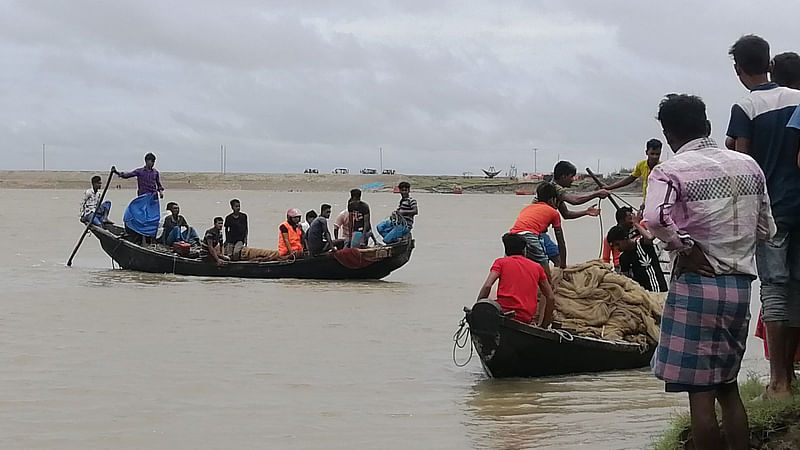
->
[[79, 175, 112, 226]]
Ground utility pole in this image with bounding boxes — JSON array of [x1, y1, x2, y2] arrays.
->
[[223, 145, 227, 174], [533, 147, 538, 173], [42, 144, 46, 171], [597, 158, 600, 173], [220, 145, 223, 173], [379, 147, 383, 173]]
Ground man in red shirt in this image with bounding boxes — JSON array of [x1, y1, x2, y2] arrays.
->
[[477, 233, 556, 327]]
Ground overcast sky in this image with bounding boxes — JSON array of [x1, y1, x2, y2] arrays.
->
[[2, 0, 800, 175]]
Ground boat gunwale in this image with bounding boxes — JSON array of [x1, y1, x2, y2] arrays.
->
[[468, 307, 651, 354]]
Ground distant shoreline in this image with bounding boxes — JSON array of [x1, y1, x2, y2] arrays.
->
[[0, 170, 642, 194]]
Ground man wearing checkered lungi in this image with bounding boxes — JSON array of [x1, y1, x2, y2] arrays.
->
[[644, 94, 776, 449]]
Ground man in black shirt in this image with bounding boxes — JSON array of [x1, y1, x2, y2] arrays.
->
[[307, 204, 344, 255], [347, 188, 372, 248], [224, 198, 248, 256], [202, 217, 229, 265], [607, 224, 667, 292]]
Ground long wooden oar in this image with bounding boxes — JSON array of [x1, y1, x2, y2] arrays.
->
[[585, 167, 621, 210], [67, 167, 115, 267]]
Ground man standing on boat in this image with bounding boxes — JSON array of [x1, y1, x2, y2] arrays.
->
[[645, 94, 775, 449], [224, 199, 248, 257], [602, 139, 663, 209], [477, 233, 555, 327], [113, 152, 164, 198], [537, 161, 608, 266], [113, 153, 165, 244], [511, 182, 567, 281], [347, 189, 372, 248]]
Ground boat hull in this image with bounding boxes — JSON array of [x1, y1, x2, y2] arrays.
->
[[465, 300, 654, 378], [90, 225, 414, 280]]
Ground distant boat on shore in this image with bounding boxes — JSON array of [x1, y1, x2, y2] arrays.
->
[[482, 166, 502, 178]]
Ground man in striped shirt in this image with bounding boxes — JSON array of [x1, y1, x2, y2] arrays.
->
[[377, 181, 418, 244]]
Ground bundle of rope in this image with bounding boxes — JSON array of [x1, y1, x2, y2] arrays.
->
[[542, 260, 667, 346]]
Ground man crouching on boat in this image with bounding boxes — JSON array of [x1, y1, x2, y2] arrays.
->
[[476, 233, 556, 327]]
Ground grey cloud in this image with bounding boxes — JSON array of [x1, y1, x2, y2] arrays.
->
[[2, 0, 800, 175]]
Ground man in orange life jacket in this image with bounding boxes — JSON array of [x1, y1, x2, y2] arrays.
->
[[279, 208, 305, 257]]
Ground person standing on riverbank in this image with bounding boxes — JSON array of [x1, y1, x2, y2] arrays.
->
[[726, 35, 800, 399], [645, 94, 775, 449]]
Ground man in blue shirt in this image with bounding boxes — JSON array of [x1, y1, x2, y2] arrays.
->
[[726, 34, 800, 400]]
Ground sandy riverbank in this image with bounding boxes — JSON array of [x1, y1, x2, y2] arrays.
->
[[0, 170, 640, 194]]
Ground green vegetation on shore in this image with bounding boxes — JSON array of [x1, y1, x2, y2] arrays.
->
[[653, 377, 800, 449], [0, 170, 641, 194]]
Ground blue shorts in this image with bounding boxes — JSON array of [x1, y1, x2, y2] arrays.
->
[[541, 232, 559, 258], [350, 231, 364, 248]]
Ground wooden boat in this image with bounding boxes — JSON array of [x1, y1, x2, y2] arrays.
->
[[463, 300, 655, 378], [89, 224, 414, 280]]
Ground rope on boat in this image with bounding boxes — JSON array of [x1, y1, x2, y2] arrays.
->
[[110, 237, 125, 270], [552, 328, 574, 343], [597, 198, 605, 259], [452, 317, 473, 367]]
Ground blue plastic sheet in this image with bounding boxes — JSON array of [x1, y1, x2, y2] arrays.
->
[[123, 193, 160, 237]]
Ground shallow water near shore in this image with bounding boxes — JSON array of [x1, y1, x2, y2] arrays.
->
[[0, 188, 768, 449]]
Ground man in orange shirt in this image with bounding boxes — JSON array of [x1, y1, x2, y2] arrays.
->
[[510, 182, 566, 280], [477, 233, 556, 327]]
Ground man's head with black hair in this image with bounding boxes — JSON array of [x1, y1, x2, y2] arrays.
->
[[536, 182, 559, 209], [772, 52, 800, 89], [729, 34, 771, 89], [607, 225, 635, 252], [553, 161, 577, 187], [502, 233, 527, 257], [615, 207, 635, 228], [657, 94, 710, 153]]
